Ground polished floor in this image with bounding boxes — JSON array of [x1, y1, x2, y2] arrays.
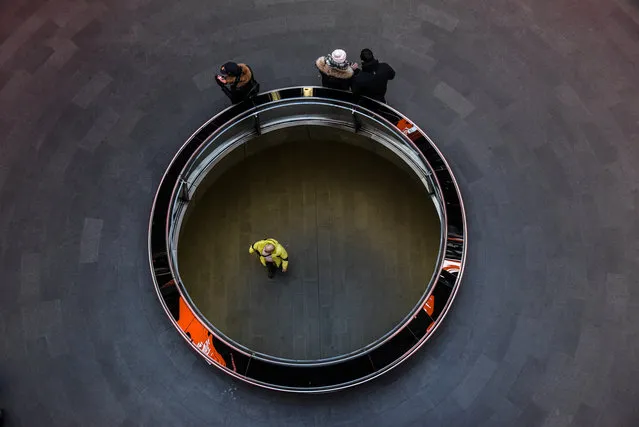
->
[[178, 136, 441, 359], [1, 0, 639, 425]]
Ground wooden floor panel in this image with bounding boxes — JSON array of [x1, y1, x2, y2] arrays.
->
[[178, 135, 441, 359]]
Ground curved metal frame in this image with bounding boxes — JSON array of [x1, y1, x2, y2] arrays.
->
[[148, 87, 467, 393], [168, 101, 444, 367]]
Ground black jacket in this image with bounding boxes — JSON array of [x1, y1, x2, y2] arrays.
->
[[216, 63, 260, 104], [351, 60, 395, 102]]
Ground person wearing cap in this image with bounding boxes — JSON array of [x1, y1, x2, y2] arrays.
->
[[215, 61, 260, 104], [249, 238, 289, 279], [351, 48, 396, 103], [315, 49, 358, 91]]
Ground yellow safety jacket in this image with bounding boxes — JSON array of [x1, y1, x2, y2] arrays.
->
[[249, 238, 289, 270]]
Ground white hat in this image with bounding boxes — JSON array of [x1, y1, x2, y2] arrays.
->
[[330, 49, 347, 64]]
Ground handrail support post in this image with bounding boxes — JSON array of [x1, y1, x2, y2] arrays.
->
[[178, 178, 190, 203], [254, 113, 262, 136], [352, 110, 362, 133]]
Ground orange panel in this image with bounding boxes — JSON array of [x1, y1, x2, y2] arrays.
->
[[177, 297, 196, 331], [424, 295, 435, 333], [178, 297, 227, 367], [396, 118, 421, 142], [423, 294, 435, 316], [442, 259, 462, 274]]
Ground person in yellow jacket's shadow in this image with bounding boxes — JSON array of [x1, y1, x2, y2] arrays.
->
[[249, 238, 289, 279]]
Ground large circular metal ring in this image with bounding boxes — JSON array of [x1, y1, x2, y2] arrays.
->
[[149, 87, 467, 393]]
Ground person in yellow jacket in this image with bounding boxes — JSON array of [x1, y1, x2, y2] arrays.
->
[[249, 238, 289, 278]]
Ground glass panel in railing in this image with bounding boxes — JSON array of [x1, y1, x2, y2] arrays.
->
[[181, 114, 256, 188], [358, 113, 427, 165], [255, 100, 357, 130]]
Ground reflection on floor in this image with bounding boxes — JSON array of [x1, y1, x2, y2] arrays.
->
[[178, 136, 441, 359]]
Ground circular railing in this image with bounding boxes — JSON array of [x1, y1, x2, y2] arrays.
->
[[149, 87, 467, 392]]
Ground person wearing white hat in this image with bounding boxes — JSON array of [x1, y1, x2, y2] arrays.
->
[[315, 49, 358, 91]]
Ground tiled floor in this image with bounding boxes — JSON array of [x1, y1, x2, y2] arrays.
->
[[1, 0, 639, 425]]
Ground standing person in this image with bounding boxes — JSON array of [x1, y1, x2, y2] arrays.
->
[[351, 48, 395, 103], [215, 61, 260, 104], [315, 49, 358, 91], [249, 238, 289, 278]]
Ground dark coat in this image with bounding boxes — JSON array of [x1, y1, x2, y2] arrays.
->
[[315, 56, 356, 91], [216, 63, 260, 104], [351, 59, 395, 102]]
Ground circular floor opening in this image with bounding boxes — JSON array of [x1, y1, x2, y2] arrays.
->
[[176, 125, 442, 361]]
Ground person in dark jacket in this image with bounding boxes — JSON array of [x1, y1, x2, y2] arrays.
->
[[315, 49, 358, 91], [215, 61, 260, 104], [351, 49, 395, 103]]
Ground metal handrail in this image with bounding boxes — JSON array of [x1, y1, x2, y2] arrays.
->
[[148, 86, 467, 392], [164, 95, 447, 366], [178, 97, 435, 195]]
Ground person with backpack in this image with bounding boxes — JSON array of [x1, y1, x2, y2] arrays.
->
[[351, 48, 395, 103], [215, 61, 260, 104], [315, 49, 358, 91]]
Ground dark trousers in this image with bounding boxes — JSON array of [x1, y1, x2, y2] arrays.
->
[[217, 80, 260, 104], [266, 261, 277, 278]]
